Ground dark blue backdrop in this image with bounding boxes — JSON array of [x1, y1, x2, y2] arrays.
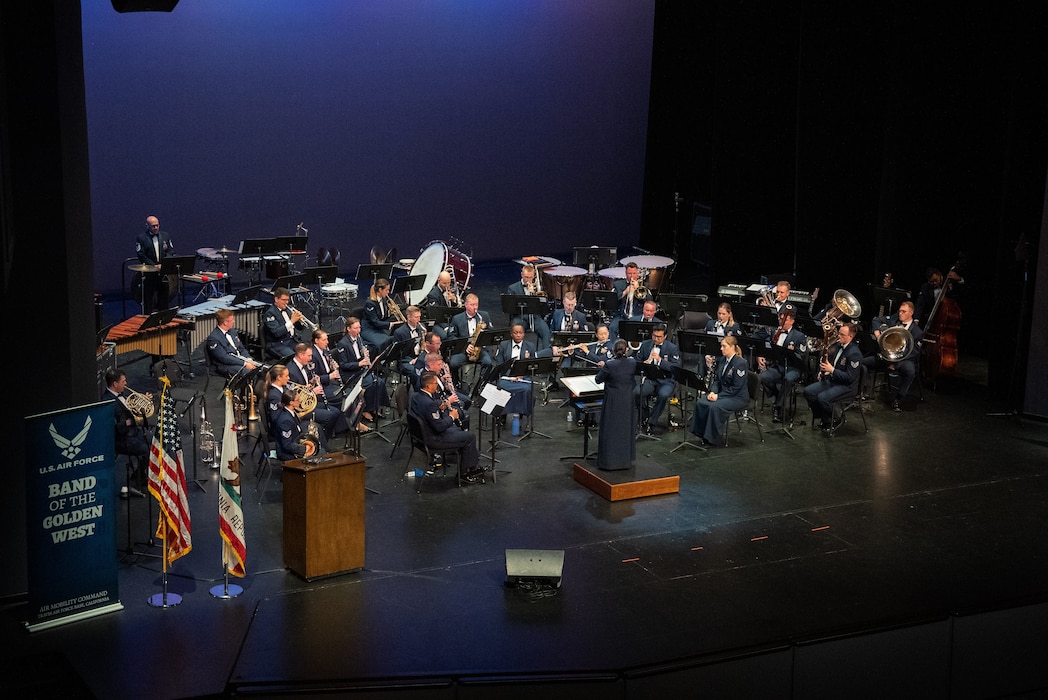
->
[[82, 0, 654, 292]]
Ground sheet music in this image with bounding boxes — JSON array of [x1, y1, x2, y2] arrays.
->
[[480, 383, 511, 414], [560, 375, 605, 397]]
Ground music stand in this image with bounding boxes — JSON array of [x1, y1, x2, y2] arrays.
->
[[356, 264, 394, 286], [507, 355, 557, 440], [634, 361, 670, 441], [301, 265, 339, 286], [618, 321, 656, 348], [551, 330, 595, 348], [870, 285, 912, 319], [670, 366, 706, 452], [754, 342, 797, 440], [232, 284, 263, 305], [439, 336, 470, 361], [391, 274, 427, 302], [734, 302, 778, 329], [501, 294, 547, 321], [558, 374, 605, 461], [275, 234, 308, 254], [479, 382, 514, 464], [795, 317, 823, 345], [676, 330, 721, 372], [426, 305, 461, 328], [734, 336, 763, 370], [273, 273, 307, 292], [573, 246, 618, 270], [138, 306, 180, 331], [580, 289, 618, 321], [660, 293, 708, 339], [160, 255, 195, 307]]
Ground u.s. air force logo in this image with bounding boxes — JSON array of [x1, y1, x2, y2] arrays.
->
[[49, 417, 92, 459]]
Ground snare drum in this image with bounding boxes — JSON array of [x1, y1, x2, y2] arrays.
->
[[598, 266, 627, 291], [406, 241, 472, 306], [321, 282, 359, 304], [540, 265, 587, 301], [619, 255, 675, 294]]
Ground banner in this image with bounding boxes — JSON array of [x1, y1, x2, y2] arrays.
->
[[25, 401, 122, 631]]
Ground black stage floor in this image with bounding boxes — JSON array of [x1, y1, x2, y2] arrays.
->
[[4, 262, 1048, 699]]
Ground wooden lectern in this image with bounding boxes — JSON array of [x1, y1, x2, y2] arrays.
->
[[282, 452, 366, 581]]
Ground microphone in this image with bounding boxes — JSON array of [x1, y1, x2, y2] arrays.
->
[[634, 246, 651, 254]]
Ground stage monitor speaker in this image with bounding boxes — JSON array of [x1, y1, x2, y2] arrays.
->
[[505, 549, 564, 588], [111, 0, 179, 12]]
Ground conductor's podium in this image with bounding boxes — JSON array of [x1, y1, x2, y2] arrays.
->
[[282, 452, 366, 581]]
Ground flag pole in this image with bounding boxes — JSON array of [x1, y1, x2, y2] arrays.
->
[[147, 377, 186, 608]]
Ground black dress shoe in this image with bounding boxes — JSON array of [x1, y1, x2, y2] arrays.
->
[[891, 399, 902, 412], [772, 408, 782, 423]]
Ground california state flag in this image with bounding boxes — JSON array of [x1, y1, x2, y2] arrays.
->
[[218, 390, 246, 577]]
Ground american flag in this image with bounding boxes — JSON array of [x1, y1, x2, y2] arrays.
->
[[219, 390, 246, 577], [148, 377, 192, 565]]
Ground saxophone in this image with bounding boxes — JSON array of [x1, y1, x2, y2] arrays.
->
[[466, 320, 487, 361]]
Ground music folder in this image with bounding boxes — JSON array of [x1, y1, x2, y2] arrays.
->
[[139, 307, 180, 331]]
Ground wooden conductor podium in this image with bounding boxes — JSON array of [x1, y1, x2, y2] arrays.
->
[[282, 452, 366, 581]]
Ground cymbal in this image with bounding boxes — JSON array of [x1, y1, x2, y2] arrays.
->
[[196, 246, 217, 255], [127, 263, 156, 272], [213, 246, 237, 254]]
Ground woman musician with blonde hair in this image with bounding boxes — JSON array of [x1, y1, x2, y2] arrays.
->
[[689, 335, 750, 447], [361, 278, 401, 353], [704, 302, 743, 337]]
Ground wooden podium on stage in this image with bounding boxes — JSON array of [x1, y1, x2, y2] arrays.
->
[[282, 452, 366, 581]]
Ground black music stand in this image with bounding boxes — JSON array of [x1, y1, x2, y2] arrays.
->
[[275, 234, 308, 254], [501, 294, 547, 323], [735, 336, 763, 369], [507, 355, 557, 440], [232, 284, 263, 305], [755, 342, 797, 440], [426, 304, 461, 329], [676, 330, 721, 374], [580, 289, 618, 322], [138, 306, 180, 331], [734, 301, 778, 330], [439, 336, 470, 361], [869, 285, 912, 319], [670, 366, 706, 452], [634, 361, 670, 441], [551, 330, 595, 348], [618, 321, 657, 348], [160, 255, 196, 308], [558, 374, 604, 461], [238, 238, 283, 286], [659, 293, 707, 337], [273, 273, 307, 292], [301, 265, 339, 286], [391, 274, 427, 303], [356, 264, 394, 287], [573, 246, 618, 270]]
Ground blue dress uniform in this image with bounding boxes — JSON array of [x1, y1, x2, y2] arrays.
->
[[494, 339, 539, 416], [361, 296, 396, 353], [448, 309, 494, 373], [633, 338, 681, 428], [286, 359, 344, 442], [410, 388, 480, 475], [392, 321, 426, 376], [871, 314, 924, 403], [803, 340, 863, 425], [690, 354, 749, 445], [333, 334, 388, 417], [424, 284, 456, 339], [262, 303, 300, 360], [206, 326, 254, 378], [704, 318, 744, 337], [272, 406, 308, 461], [759, 326, 809, 410], [134, 228, 174, 313], [594, 356, 637, 470], [506, 280, 551, 350]]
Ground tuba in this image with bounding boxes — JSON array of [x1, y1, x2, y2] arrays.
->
[[879, 326, 914, 362], [821, 289, 862, 341]]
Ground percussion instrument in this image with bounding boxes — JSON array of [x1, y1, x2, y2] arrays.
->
[[321, 282, 359, 304], [397, 258, 415, 270], [196, 247, 228, 262], [178, 295, 268, 350], [107, 314, 189, 356], [405, 240, 472, 306], [265, 257, 290, 280], [540, 265, 587, 301], [619, 255, 675, 294], [597, 266, 627, 290], [127, 263, 156, 273]]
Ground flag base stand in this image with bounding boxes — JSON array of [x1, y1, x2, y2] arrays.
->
[[209, 584, 243, 599], [146, 592, 182, 608]]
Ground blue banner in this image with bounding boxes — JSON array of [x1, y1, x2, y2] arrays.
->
[[25, 401, 122, 631]]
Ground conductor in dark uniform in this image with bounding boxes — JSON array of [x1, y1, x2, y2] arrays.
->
[[593, 339, 637, 470], [411, 371, 483, 482], [803, 322, 863, 430], [134, 215, 174, 314]]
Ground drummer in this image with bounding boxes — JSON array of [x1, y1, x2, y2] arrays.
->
[[611, 261, 652, 335], [134, 215, 175, 314], [506, 264, 551, 350]]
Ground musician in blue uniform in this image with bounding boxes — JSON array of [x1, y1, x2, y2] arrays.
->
[[411, 371, 482, 482], [633, 323, 680, 434], [424, 270, 458, 339], [448, 293, 494, 377], [392, 305, 427, 377], [333, 317, 386, 431], [423, 352, 470, 431], [630, 299, 664, 323], [286, 343, 344, 443], [872, 300, 924, 411], [361, 278, 400, 353], [134, 215, 174, 313], [262, 287, 307, 360], [104, 369, 150, 494], [757, 303, 809, 423], [549, 292, 591, 367], [610, 261, 652, 335], [311, 329, 343, 403], [493, 323, 540, 420], [593, 339, 637, 470], [690, 335, 750, 446], [272, 390, 310, 461], [803, 322, 863, 431], [206, 309, 260, 378], [577, 324, 615, 366], [505, 264, 551, 351], [705, 302, 744, 337]]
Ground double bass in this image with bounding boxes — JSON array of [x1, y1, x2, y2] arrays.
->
[[920, 262, 962, 384]]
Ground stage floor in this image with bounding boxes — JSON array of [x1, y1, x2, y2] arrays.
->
[[4, 263, 1047, 698]]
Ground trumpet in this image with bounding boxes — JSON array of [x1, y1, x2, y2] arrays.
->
[[288, 304, 319, 332], [124, 387, 155, 420]]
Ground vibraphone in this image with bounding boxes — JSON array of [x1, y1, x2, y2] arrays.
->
[[178, 295, 268, 351], [106, 315, 190, 356]]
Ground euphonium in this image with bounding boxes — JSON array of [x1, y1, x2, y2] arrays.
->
[[287, 380, 318, 418], [879, 326, 914, 362], [124, 387, 155, 420], [821, 289, 862, 335]]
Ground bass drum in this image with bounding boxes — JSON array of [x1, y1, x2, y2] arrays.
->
[[405, 241, 472, 306]]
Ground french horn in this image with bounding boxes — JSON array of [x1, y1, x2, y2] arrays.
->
[[287, 380, 318, 418]]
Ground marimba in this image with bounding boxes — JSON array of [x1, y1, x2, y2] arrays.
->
[[106, 315, 189, 356], [178, 295, 268, 350]]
